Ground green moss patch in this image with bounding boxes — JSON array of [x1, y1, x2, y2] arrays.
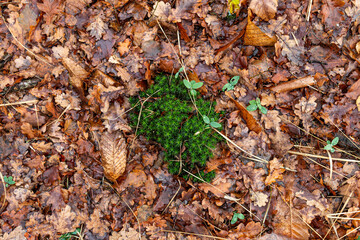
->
[[129, 75, 222, 182]]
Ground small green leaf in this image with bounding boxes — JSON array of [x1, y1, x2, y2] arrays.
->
[[183, 80, 191, 89], [192, 82, 203, 89], [222, 83, 231, 91], [203, 116, 210, 124], [256, 97, 261, 104], [230, 76, 239, 85], [330, 148, 335, 153], [324, 145, 332, 151], [190, 89, 197, 96], [249, 100, 256, 105], [231, 212, 245, 224], [327, 140, 331, 144], [246, 104, 258, 111], [260, 106, 268, 114], [210, 122, 222, 128], [175, 67, 184, 78], [331, 137, 339, 146]]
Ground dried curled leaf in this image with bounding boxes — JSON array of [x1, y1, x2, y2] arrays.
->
[[100, 131, 127, 181]]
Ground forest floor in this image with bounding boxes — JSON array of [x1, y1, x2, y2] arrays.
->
[[0, 0, 360, 239]]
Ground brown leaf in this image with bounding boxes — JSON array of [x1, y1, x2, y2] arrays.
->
[[249, 0, 278, 21], [37, 0, 63, 25], [187, 70, 207, 95], [62, 57, 89, 95], [244, 18, 277, 47], [100, 131, 127, 181], [31, 141, 52, 152], [270, 76, 316, 93], [264, 158, 285, 186], [225, 91, 262, 133]]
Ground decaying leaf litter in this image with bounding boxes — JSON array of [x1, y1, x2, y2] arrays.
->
[[0, 0, 360, 239]]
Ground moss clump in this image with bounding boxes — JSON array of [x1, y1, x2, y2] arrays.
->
[[129, 75, 221, 182]]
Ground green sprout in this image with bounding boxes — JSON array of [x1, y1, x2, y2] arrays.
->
[[203, 115, 221, 129], [246, 97, 267, 114], [59, 228, 81, 240], [183, 79, 203, 96], [175, 66, 184, 79], [231, 211, 245, 224], [324, 137, 339, 153], [222, 76, 239, 91], [3, 176, 15, 187]]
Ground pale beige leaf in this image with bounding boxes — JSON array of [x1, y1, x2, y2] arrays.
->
[[249, 0, 278, 21], [62, 57, 89, 91], [100, 131, 127, 181], [250, 191, 268, 207]]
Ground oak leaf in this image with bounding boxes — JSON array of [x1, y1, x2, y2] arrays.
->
[[87, 15, 108, 40], [100, 131, 127, 181], [37, 0, 63, 25], [249, 0, 278, 21]]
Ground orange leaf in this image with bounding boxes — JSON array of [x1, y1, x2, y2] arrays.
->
[[244, 19, 277, 46], [225, 91, 262, 133]]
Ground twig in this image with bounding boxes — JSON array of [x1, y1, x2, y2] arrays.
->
[[162, 179, 181, 214], [0, 14, 53, 66], [288, 151, 360, 163], [326, 150, 333, 181], [0, 99, 38, 107], [212, 128, 268, 163], [306, 0, 313, 21], [161, 229, 228, 239], [0, 171, 7, 213], [183, 169, 262, 222]]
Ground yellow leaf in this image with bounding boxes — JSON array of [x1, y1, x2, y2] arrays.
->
[[228, 0, 241, 14]]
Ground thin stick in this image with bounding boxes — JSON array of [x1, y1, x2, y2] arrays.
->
[[281, 116, 360, 160], [0, 99, 38, 107], [161, 229, 228, 240], [0, 171, 7, 213], [277, 187, 323, 239], [102, 181, 142, 240], [306, 0, 313, 21], [326, 150, 333, 181], [131, 89, 161, 148], [323, 191, 353, 239], [183, 169, 261, 222], [303, 155, 347, 178], [185, 205, 223, 232], [0, 14, 53, 66], [262, 188, 272, 225], [162, 179, 181, 214], [328, 118, 360, 151], [288, 151, 360, 163], [213, 128, 268, 163]]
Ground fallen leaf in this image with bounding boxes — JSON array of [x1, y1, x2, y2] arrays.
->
[[250, 190, 268, 207], [37, 0, 63, 25], [249, 0, 278, 21], [264, 158, 285, 186], [225, 91, 262, 133], [294, 96, 317, 132], [62, 57, 89, 95], [244, 18, 277, 46], [100, 131, 127, 181], [31, 141, 52, 152], [87, 14, 108, 40]]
